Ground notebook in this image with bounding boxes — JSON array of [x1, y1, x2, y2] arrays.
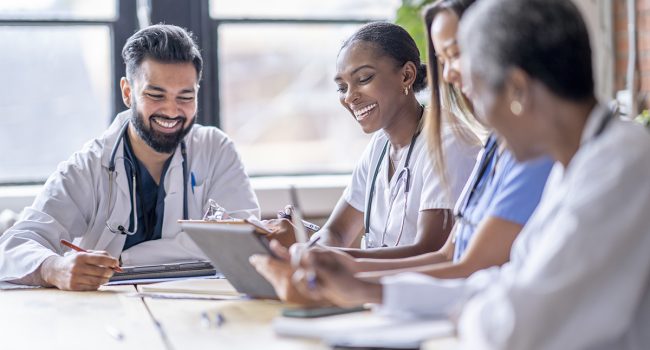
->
[[107, 260, 218, 284]]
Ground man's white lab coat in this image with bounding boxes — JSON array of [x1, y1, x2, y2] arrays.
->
[[0, 111, 259, 280]]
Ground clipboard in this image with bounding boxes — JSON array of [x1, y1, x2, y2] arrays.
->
[[180, 221, 279, 299], [178, 218, 273, 235]]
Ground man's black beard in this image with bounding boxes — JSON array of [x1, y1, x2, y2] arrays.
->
[[130, 102, 194, 154]]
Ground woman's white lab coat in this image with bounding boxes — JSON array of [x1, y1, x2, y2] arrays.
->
[[0, 111, 260, 280], [380, 105, 650, 349]]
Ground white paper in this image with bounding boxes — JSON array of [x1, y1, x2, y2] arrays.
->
[[325, 318, 454, 349], [273, 311, 453, 348], [380, 272, 467, 319]]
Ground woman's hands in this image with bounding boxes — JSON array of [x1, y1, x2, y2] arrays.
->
[[250, 240, 381, 307]]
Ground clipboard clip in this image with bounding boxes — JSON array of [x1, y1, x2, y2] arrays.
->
[[203, 199, 229, 221]]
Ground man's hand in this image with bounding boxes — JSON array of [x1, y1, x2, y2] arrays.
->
[[39, 251, 119, 291]]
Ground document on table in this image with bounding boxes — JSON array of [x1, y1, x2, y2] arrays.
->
[[105, 273, 224, 286], [273, 311, 454, 349], [139, 277, 240, 296], [325, 318, 454, 349]]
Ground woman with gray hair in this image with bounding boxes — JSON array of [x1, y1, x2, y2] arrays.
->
[[450, 0, 650, 347], [294, 0, 650, 348]]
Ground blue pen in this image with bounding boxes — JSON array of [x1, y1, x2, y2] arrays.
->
[[191, 172, 196, 194]]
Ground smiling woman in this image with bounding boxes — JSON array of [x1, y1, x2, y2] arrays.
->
[[323, 22, 479, 257], [252, 21, 481, 305], [262, 22, 480, 257]]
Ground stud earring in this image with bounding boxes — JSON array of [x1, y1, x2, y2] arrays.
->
[[510, 100, 523, 116]]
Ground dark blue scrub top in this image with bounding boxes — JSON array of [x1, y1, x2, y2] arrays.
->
[[122, 133, 172, 250]]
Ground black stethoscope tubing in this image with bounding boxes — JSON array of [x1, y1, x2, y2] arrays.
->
[[106, 120, 188, 235]]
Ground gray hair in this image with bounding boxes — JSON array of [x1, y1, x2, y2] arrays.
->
[[458, 0, 594, 101]]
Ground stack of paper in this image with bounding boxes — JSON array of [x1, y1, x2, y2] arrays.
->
[[273, 311, 454, 349], [140, 278, 241, 296]]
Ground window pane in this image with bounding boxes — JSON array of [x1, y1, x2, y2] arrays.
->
[[210, 0, 400, 20], [219, 24, 372, 175], [0, 26, 112, 183], [0, 0, 116, 20]]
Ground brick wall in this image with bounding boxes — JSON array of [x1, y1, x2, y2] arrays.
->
[[615, 0, 650, 108]]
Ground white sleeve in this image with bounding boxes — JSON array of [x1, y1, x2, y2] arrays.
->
[[120, 232, 209, 265], [420, 130, 479, 210], [379, 272, 468, 319], [458, 138, 650, 349], [343, 135, 377, 212], [0, 147, 99, 280], [202, 131, 260, 219]]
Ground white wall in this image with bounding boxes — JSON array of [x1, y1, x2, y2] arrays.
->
[[0, 175, 348, 220]]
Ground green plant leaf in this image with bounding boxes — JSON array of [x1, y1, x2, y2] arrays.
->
[[394, 0, 436, 63]]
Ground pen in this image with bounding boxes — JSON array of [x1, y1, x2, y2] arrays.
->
[[200, 312, 211, 328], [191, 172, 196, 194], [60, 239, 123, 272], [305, 237, 321, 290], [277, 209, 321, 232], [306, 271, 317, 290], [215, 312, 226, 327], [201, 311, 226, 328], [307, 236, 321, 248], [105, 325, 124, 341]]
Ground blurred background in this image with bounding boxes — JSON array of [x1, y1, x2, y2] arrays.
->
[[0, 0, 401, 184], [0, 0, 644, 222]]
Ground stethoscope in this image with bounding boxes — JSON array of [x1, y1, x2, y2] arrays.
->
[[105, 120, 189, 235], [453, 133, 499, 231], [363, 109, 423, 248], [452, 105, 615, 239]]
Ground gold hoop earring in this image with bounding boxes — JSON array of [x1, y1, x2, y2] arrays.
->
[[403, 87, 409, 96], [510, 100, 523, 116]]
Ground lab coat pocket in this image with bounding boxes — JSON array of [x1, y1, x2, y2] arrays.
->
[[189, 183, 207, 218]]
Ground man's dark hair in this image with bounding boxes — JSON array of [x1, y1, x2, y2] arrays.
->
[[122, 24, 203, 82], [342, 22, 427, 92], [459, 0, 594, 101]]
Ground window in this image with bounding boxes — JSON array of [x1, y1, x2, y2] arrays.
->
[[0, 0, 403, 184], [0, 26, 112, 183], [0, 0, 117, 184], [0, 0, 116, 20], [212, 0, 401, 175], [210, 0, 398, 20], [218, 24, 372, 174]]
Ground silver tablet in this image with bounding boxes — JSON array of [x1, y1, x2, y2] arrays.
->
[[181, 222, 279, 299]]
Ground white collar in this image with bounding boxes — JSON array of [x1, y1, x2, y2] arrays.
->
[[579, 103, 610, 145]]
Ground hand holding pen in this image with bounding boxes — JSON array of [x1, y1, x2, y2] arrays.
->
[[293, 247, 379, 307], [37, 240, 122, 291], [60, 240, 123, 273], [277, 205, 321, 232], [285, 200, 321, 291]]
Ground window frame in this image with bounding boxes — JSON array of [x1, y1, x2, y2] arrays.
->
[[0, 0, 387, 185], [0, 0, 137, 185]]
